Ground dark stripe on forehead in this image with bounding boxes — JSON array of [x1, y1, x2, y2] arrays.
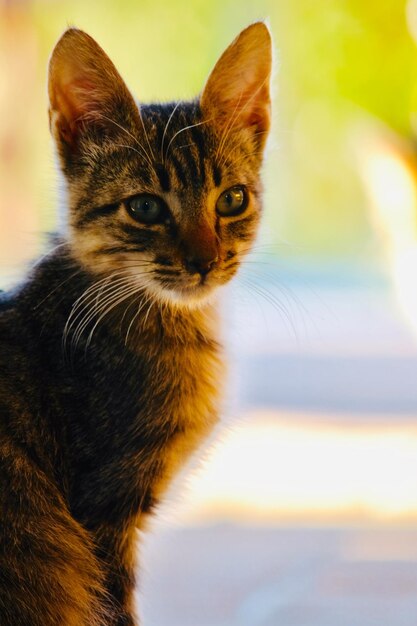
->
[[190, 126, 206, 185], [154, 115, 165, 153], [155, 163, 171, 192], [180, 145, 199, 185], [170, 153, 188, 187], [213, 164, 222, 187]]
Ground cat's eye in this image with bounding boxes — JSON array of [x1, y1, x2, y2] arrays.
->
[[126, 194, 168, 224], [216, 186, 248, 217]]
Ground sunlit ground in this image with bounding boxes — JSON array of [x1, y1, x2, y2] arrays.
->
[[169, 412, 417, 525], [140, 405, 417, 626]]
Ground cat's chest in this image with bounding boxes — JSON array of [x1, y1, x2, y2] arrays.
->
[[145, 339, 223, 499], [68, 327, 223, 524]]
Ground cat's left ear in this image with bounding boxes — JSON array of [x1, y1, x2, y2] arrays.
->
[[48, 28, 140, 154], [200, 22, 272, 147]]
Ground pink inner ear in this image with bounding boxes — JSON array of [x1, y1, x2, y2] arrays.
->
[[200, 23, 272, 139], [223, 83, 270, 134], [49, 28, 142, 152], [62, 78, 100, 121], [51, 76, 106, 147]]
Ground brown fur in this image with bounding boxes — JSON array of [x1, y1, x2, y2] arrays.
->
[[0, 23, 272, 625]]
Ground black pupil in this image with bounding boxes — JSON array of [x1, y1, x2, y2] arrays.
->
[[142, 200, 153, 213], [225, 193, 233, 206]]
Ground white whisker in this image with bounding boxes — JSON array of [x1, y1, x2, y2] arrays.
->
[[63, 272, 136, 357], [161, 101, 181, 164], [124, 291, 154, 345], [32, 242, 69, 269], [137, 107, 156, 163], [34, 269, 82, 310], [165, 118, 213, 162], [93, 112, 154, 167], [84, 283, 148, 353]]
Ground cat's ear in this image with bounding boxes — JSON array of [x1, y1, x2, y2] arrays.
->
[[48, 28, 139, 152], [200, 22, 272, 145]]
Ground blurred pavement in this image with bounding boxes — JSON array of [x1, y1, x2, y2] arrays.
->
[[140, 525, 417, 626]]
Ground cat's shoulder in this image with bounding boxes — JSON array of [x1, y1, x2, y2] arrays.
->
[[0, 288, 16, 313]]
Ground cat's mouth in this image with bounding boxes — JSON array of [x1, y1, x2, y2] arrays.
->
[[143, 257, 240, 307], [121, 259, 236, 308]]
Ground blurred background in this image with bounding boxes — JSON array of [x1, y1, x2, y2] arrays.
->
[[2, 0, 417, 624]]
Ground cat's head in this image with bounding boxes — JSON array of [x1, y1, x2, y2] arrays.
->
[[48, 23, 272, 307]]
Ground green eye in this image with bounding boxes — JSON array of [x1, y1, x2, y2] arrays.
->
[[216, 186, 248, 217], [126, 194, 167, 224]]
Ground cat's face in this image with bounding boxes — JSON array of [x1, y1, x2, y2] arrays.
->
[[48, 24, 272, 307]]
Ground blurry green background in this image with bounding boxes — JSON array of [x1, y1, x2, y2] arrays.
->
[[1, 0, 417, 267]]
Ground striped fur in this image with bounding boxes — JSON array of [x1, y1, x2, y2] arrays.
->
[[0, 23, 272, 625]]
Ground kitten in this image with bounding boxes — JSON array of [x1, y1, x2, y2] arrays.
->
[[0, 22, 272, 626]]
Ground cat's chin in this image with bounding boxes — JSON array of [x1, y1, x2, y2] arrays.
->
[[149, 282, 219, 310]]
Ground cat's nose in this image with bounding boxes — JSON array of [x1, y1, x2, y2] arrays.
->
[[184, 256, 217, 276]]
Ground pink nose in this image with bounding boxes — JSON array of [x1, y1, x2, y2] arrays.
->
[[182, 219, 218, 277]]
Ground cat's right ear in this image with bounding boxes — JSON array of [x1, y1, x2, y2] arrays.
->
[[48, 28, 140, 154], [200, 22, 272, 147]]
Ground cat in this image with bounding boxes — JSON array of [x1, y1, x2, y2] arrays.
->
[[0, 22, 272, 626]]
